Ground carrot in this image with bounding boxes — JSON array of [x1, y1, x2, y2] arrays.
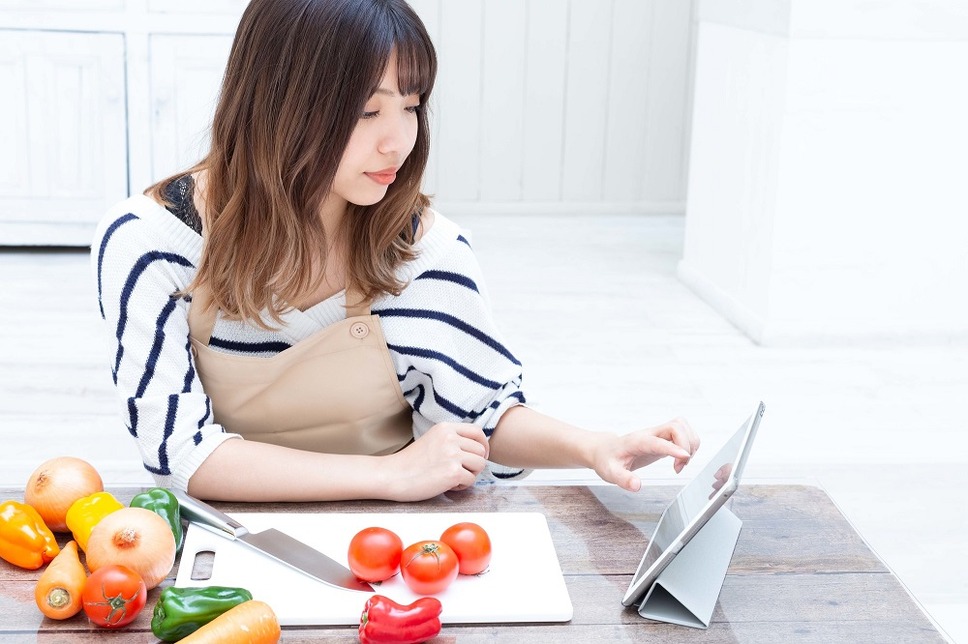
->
[[34, 540, 86, 620], [177, 599, 281, 643]]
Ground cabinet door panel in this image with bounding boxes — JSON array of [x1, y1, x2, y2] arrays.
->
[[0, 38, 29, 198], [148, 0, 246, 13], [1, 0, 123, 9], [149, 34, 234, 182], [0, 30, 126, 245]]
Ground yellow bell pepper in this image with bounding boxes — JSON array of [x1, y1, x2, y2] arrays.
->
[[65, 491, 123, 551], [0, 500, 60, 570]]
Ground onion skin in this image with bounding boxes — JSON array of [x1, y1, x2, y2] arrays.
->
[[85, 508, 176, 590], [25, 457, 103, 532]]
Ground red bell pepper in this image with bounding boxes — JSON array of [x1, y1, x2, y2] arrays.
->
[[359, 594, 442, 644]]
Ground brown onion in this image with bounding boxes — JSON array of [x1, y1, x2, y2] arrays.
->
[[25, 457, 103, 532], [85, 507, 176, 590]]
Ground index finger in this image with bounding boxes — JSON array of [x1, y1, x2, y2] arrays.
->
[[666, 417, 700, 456]]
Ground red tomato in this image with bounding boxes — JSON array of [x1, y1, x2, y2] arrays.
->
[[81, 565, 147, 628], [347, 527, 404, 582], [400, 541, 459, 595], [440, 522, 492, 575]]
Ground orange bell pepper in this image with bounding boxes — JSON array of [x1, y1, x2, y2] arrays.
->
[[0, 500, 60, 570]]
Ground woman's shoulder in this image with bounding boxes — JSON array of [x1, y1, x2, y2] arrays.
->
[[411, 208, 475, 265], [378, 208, 485, 308], [93, 190, 203, 261]]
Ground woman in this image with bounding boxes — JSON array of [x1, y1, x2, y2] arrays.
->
[[92, 0, 698, 502]]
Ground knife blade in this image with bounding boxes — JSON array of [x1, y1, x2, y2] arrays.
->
[[173, 489, 373, 593]]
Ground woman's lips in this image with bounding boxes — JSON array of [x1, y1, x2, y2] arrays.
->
[[365, 169, 398, 186]]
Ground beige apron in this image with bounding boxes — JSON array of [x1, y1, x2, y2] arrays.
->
[[187, 286, 412, 456]]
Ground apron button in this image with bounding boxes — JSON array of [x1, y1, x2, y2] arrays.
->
[[350, 322, 370, 339]]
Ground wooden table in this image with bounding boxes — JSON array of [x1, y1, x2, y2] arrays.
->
[[0, 484, 946, 643]]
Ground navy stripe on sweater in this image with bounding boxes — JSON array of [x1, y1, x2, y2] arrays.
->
[[414, 270, 479, 293], [144, 394, 179, 476], [388, 344, 502, 390], [126, 398, 139, 437], [97, 213, 138, 319], [112, 251, 195, 381], [492, 467, 526, 479], [402, 369, 524, 424], [134, 296, 179, 396], [410, 383, 426, 411], [192, 398, 212, 446], [182, 338, 196, 394], [208, 337, 293, 354], [430, 387, 472, 419], [404, 380, 473, 419], [376, 308, 520, 366]]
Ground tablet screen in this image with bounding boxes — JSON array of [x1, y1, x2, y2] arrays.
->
[[623, 403, 763, 606]]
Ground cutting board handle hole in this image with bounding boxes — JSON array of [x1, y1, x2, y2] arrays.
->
[[190, 550, 215, 581]]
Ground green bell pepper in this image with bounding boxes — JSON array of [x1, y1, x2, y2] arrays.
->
[[130, 487, 184, 554], [151, 586, 254, 641]]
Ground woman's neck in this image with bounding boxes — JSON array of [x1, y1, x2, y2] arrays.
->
[[318, 191, 348, 238], [286, 192, 351, 312]]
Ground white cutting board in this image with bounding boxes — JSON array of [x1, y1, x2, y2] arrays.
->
[[175, 512, 573, 625]]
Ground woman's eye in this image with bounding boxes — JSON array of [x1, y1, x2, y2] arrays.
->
[[362, 104, 419, 119]]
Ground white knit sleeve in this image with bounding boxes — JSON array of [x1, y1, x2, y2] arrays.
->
[[91, 203, 239, 491], [377, 229, 530, 480]]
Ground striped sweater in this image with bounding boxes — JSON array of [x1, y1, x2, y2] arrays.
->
[[91, 191, 527, 491]]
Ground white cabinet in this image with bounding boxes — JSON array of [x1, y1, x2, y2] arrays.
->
[[0, 30, 127, 245], [0, 6, 244, 246], [147, 35, 234, 184]]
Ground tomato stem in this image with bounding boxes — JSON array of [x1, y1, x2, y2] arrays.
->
[[90, 583, 140, 625]]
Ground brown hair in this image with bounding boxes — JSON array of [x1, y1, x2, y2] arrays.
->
[[148, 0, 437, 325]]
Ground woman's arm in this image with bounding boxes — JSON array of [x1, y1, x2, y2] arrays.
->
[[486, 405, 699, 492], [188, 421, 490, 502], [93, 205, 241, 492], [187, 440, 380, 501]]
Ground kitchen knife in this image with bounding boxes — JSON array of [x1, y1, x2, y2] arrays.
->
[[173, 489, 373, 593]]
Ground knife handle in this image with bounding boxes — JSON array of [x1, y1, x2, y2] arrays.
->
[[172, 489, 249, 539]]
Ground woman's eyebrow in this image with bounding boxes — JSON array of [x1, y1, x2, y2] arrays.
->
[[372, 87, 420, 99]]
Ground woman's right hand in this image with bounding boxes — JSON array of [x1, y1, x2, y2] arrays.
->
[[382, 422, 490, 501]]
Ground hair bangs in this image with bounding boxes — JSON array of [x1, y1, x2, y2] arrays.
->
[[388, 11, 436, 98]]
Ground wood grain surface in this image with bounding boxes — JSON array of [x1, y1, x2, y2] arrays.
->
[[0, 484, 944, 643]]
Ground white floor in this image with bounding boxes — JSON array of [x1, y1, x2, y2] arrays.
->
[[1, 213, 965, 642]]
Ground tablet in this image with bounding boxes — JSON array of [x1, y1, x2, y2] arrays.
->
[[622, 401, 765, 607]]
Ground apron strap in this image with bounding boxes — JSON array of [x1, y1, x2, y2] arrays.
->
[[344, 286, 371, 318], [187, 284, 218, 346]]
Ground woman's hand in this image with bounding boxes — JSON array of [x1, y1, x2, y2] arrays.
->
[[381, 422, 490, 501], [590, 417, 700, 492]]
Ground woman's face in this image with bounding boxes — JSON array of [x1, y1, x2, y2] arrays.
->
[[331, 50, 421, 209]]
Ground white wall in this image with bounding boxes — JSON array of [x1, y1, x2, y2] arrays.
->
[[0, 0, 696, 245], [418, 0, 694, 215], [680, 0, 968, 345]]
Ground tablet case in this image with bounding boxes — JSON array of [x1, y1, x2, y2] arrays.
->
[[637, 506, 742, 629]]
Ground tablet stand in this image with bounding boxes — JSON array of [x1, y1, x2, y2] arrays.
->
[[637, 506, 742, 629]]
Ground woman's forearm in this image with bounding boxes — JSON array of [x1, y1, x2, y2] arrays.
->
[[486, 405, 603, 470], [489, 406, 698, 491], [187, 438, 387, 502]]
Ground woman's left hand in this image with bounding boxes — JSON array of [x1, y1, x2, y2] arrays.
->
[[590, 417, 700, 492]]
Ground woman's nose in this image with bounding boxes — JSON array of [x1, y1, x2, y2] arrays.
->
[[377, 114, 414, 156]]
